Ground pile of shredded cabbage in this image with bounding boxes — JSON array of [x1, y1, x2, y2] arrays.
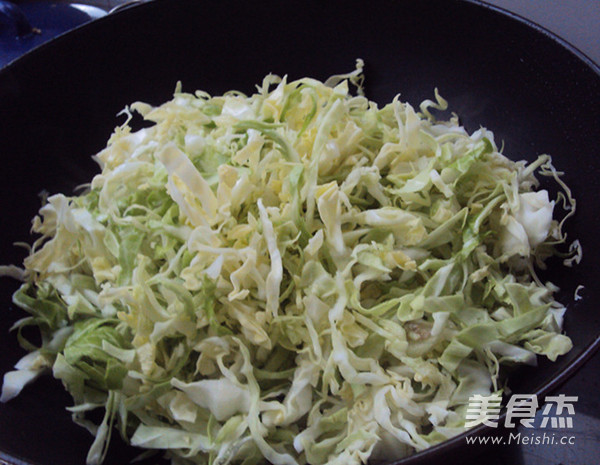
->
[[1, 61, 578, 465]]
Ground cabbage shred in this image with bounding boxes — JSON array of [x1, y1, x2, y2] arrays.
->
[[1, 61, 574, 465]]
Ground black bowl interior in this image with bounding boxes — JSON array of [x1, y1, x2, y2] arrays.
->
[[0, 0, 599, 464]]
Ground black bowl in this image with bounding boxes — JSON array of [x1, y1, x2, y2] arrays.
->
[[0, 1, 599, 464]]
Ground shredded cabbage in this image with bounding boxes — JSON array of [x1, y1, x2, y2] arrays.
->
[[1, 60, 577, 465]]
